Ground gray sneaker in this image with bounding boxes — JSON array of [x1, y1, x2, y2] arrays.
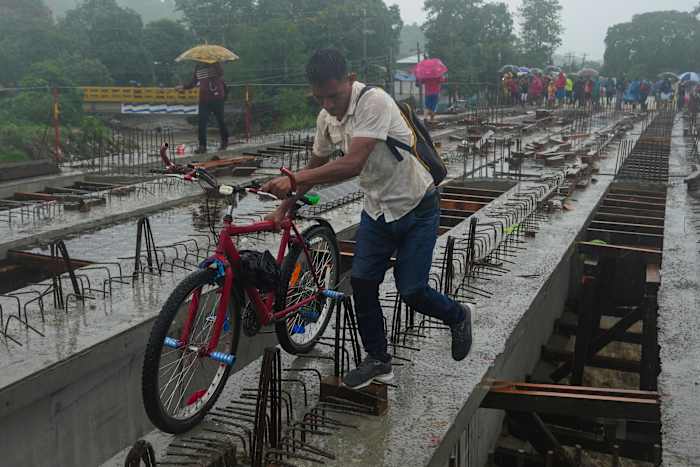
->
[[342, 356, 394, 389], [450, 304, 473, 361]]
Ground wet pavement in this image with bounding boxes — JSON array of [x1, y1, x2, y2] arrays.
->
[[2, 108, 653, 467], [658, 117, 700, 466]]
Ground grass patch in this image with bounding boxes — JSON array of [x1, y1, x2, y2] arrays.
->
[[0, 150, 30, 163]]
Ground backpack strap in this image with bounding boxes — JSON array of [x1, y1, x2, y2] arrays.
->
[[355, 85, 405, 162]]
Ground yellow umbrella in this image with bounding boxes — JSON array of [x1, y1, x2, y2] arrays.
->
[[175, 44, 239, 64]]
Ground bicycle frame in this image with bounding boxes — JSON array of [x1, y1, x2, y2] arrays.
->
[[179, 213, 326, 354]]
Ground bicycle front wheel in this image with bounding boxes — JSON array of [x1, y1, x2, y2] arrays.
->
[[142, 268, 241, 434], [275, 224, 340, 354]]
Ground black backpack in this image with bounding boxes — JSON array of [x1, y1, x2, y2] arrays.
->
[[357, 86, 447, 186]]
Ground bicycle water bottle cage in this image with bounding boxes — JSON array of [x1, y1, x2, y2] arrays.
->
[[199, 257, 227, 284]]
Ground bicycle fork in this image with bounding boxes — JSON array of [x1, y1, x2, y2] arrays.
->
[[163, 265, 237, 367]]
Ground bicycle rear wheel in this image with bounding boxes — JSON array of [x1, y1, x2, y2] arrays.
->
[[142, 268, 241, 434], [275, 224, 340, 354]]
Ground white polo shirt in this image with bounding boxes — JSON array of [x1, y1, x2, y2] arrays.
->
[[312, 81, 434, 222]]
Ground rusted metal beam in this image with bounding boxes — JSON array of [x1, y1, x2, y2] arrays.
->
[[482, 381, 659, 421]]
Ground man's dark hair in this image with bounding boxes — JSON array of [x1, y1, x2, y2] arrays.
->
[[306, 49, 347, 85]]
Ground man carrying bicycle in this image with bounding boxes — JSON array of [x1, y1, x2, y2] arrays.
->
[[262, 49, 472, 389]]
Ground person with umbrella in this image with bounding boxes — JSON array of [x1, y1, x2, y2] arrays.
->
[[176, 45, 237, 154], [415, 58, 448, 123]]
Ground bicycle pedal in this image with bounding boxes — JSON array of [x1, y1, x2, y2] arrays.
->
[[299, 308, 320, 323], [321, 289, 345, 300], [163, 337, 183, 349], [209, 351, 236, 366]]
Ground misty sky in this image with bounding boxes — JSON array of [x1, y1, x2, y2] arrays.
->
[[393, 0, 698, 59]]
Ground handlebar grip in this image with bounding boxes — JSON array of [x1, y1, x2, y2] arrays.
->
[[279, 167, 297, 193]]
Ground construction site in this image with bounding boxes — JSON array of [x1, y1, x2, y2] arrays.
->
[[0, 96, 698, 467]]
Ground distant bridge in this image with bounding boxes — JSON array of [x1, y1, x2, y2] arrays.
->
[[82, 86, 210, 114]]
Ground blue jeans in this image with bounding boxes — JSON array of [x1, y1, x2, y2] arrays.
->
[[351, 191, 464, 361]]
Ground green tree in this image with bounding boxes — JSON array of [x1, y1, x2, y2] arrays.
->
[[423, 0, 516, 87], [143, 19, 196, 85], [518, 0, 563, 66], [59, 0, 154, 85], [603, 11, 700, 79], [399, 23, 426, 58], [0, 0, 67, 84]]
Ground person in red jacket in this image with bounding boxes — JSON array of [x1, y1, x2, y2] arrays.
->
[[178, 62, 229, 154], [421, 76, 445, 123]]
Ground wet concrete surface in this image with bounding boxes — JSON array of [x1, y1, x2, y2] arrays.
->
[[658, 117, 700, 466], [2, 109, 642, 466], [104, 125, 634, 466]]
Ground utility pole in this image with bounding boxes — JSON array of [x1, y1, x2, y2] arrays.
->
[[581, 53, 587, 70], [52, 87, 61, 162], [417, 42, 423, 111]]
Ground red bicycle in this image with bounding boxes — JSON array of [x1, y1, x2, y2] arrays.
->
[[141, 165, 340, 433]]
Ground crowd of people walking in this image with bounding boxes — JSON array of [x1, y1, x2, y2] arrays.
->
[[500, 70, 697, 113]]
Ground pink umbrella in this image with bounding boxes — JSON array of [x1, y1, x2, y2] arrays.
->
[[414, 58, 448, 81]]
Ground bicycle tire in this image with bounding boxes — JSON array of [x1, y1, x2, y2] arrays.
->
[[275, 224, 340, 354], [142, 268, 241, 434]]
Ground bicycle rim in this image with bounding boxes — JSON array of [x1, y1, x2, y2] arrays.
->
[[283, 230, 338, 346], [156, 277, 235, 421]]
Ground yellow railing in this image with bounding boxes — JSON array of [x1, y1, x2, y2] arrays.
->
[[81, 86, 199, 103]]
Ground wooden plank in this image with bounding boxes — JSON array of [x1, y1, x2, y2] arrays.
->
[[441, 185, 504, 197], [589, 220, 664, 235], [435, 192, 496, 203], [555, 319, 642, 344], [586, 228, 664, 248], [440, 198, 488, 213], [13, 192, 58, 202], [593, 212, 665, 226], [542, 346, 641, 373], [440, 208, 474, 218], [440, 215, 466, 227], [576, 241, 661, 264], [602, 197, 666, 211], [645, 263, 660, 284], [605, 192, 667, 203], [6, 250, 93, 275], [597, 205, 666, 219], [43, 186, 91, 195]]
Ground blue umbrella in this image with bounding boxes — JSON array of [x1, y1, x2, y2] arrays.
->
[[679, 72, 700, 83], [518, 66, 530, 73]]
